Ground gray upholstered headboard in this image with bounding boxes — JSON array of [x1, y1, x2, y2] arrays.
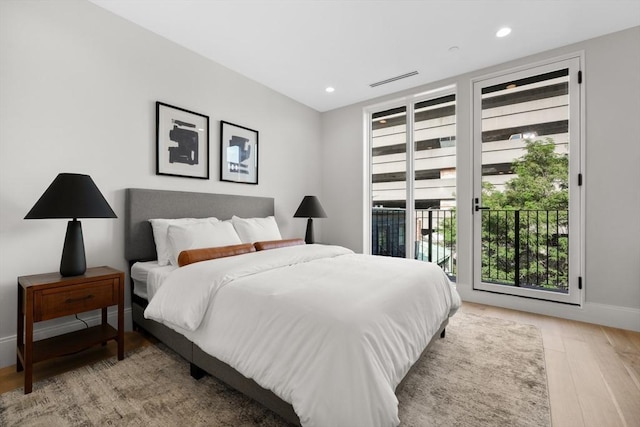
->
[[124, 188, 274, 262]]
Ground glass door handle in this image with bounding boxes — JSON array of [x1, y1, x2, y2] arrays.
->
[[473, 198, 490, 212]]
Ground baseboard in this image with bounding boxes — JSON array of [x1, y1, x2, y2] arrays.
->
[[579, 302, 640, 332], [0, 307, 132, 370], [459, 287, 640, 332]]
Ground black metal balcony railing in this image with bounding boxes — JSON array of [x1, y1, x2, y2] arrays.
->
[[482, 209, 568, 292], [371, 208, 569, 292], [372, 208, 457, 278], [371, 208, 406, 258]]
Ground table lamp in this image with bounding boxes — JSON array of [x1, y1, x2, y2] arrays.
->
[[24, 173, 117, 276], [293, 195, 327, 244]]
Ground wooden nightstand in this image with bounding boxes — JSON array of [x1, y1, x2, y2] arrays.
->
[[16, 266, 124, 394]]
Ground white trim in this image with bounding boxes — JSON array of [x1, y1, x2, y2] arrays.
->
[[363, 85, 458, 257], [471, 52, 585, 305], [363, 84, 456, 113], [411, 84, 457, 104], [578, 52, 587, 308], [362, 109, 372, 255], [468, 51, 585, 88], [458, 286, 640, 332], [406, 101, 416, 260], [0, 308, 132, 369]]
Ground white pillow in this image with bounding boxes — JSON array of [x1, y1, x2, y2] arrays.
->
[[167, 221, 243, 266], [231, 215, 282, 244], [149, 217, 218, 266]]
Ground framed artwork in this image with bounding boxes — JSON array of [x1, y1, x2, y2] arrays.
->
[[220, 120, 259, 185], [156, 102, 209, 179]]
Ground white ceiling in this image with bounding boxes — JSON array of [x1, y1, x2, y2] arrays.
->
[[90, 0, 640, 112]]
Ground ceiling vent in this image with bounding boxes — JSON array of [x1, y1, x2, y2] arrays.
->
[[369, 71, 419, 88]]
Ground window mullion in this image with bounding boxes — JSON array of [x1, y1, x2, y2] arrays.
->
[[406, 101, 415, 260]]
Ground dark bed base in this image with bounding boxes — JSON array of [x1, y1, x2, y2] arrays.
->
[[132, 297, 447, 426], [124, 188, 449, 425]]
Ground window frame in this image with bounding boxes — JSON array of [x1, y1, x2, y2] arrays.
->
[[364, 84, 457, 260], [471, 53, 585, 305]]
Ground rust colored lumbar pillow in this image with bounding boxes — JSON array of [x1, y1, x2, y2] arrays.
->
[[178, 243, 255, 267], [254, 238, 305, 251]]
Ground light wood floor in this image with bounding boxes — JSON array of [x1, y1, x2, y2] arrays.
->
[[1, 303, 638, 426], [461, 302, 640, 427]]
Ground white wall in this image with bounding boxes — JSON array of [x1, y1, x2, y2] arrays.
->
[[1, 2, 637, 373], [322, 27, 640, 332], [0, 0, 322, 368]]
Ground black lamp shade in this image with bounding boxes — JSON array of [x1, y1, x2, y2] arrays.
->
[[293, 196, 327, 219], [25, 173, 116, 276], [294, 196, 326, 244], [25, 173, 117, 220]]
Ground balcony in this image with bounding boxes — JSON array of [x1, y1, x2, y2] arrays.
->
[[372, 208, 569, 292], [372, 208, 457, 278]]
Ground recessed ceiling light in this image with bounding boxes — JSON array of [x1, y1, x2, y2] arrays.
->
[[325, 87, 335, 93], [506, 83, 517, 89], [496, 27, 512, 38], [379, 119, 387, 124]]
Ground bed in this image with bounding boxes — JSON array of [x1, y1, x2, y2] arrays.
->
[[124, 188, 460, 427]]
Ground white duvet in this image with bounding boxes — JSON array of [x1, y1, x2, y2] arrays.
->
[[145, 244, 461, 427]]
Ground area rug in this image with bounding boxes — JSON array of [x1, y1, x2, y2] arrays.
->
[[0, 312, 550, 426]]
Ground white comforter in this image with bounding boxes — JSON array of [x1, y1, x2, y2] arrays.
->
[[145, 244, 461, 427]]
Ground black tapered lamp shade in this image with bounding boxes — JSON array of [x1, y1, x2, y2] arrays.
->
[[25, 173, 117, 276], [294, 196, 327, 244]]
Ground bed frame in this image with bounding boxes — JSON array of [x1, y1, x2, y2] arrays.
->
[[124, 188, 447, 426]]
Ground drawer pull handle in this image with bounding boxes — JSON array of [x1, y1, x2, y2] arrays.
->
[[65, 295, 93, 304]]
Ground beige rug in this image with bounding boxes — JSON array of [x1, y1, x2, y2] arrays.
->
[[0, 312, 550, 426]]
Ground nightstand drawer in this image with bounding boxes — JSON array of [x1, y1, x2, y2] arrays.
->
[[33, 279, 118, 321]]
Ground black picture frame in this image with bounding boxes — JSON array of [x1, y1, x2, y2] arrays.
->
[[220, 121, 259, 185], [156, 102, 210, 179]]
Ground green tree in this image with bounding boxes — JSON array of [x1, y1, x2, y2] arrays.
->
[[481, 138, 569, 290], [483, 138, 568, 210]]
